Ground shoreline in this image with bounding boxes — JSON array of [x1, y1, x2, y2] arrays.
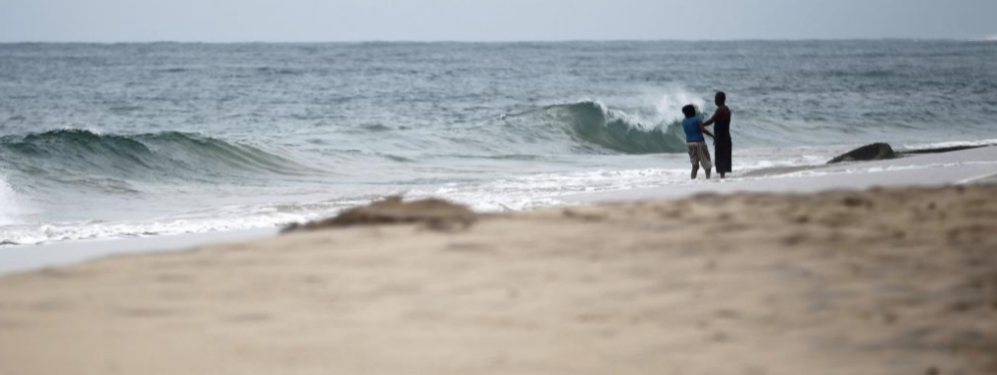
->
[[1, 146, 994, 276], [898, 143, 997, 155], [741, 142, 997, 178], [564, 145, 997, 203], [0, 227, 278, 276]]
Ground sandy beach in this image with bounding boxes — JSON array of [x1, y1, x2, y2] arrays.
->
[[1, 148, 996, 375]]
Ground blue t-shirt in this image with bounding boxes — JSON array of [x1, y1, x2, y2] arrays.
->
[[683, 116, 705, 142]]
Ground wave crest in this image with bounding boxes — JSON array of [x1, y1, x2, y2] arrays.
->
[[541, 101, 688, 154], [0, 129, 316, 189]]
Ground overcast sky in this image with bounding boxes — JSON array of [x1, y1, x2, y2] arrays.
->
[[1, 0, 995, 42]]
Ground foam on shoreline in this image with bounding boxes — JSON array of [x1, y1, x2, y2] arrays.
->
[[563, 146, 997, 203], [1, 146, 994, 276]]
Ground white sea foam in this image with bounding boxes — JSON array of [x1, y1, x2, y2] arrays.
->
[[0, 172, 20, 226], [409, 167, 693, 212], [0, 200, 352, 246], [649, 87, 708, 124]]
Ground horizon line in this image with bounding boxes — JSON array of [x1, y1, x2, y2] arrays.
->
[[0, 37, 990, 45]]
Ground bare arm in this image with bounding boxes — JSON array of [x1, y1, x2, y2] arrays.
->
[[699, 121, 715, 138], [703, 106, 732, 127], [701, 109, 719, 127]]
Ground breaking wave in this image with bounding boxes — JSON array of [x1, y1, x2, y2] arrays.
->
[[0, 129, 318, 188], [533, 101, 689, 154]]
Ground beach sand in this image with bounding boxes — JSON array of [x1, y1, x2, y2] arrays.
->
[[1, 183, 995, 375]]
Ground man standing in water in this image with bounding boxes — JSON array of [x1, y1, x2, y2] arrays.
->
[[701, 92, 732, 178], [682, 104, 714, 180]]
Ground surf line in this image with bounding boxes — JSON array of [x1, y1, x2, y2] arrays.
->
[[956, 171, 997, 185]]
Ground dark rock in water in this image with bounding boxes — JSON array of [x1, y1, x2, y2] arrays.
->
[[827, 143, 896, 164], [282, 196, 476, 233]]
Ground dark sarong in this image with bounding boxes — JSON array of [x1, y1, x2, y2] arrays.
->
[[714, 121, 732, 174]]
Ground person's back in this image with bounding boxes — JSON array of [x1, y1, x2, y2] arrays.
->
[[714, 107, 731, 139], [681, 105, 713, 179], [683, 115, 706, 142]]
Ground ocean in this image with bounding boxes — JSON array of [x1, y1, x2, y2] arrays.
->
[[1, 41, 995, 245]]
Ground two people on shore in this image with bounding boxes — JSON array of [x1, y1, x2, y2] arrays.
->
[[682, 92, 733, 179]]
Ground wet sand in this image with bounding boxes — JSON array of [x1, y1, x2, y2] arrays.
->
[[1, 184, 995, 375], [566, 145, 997, 203]]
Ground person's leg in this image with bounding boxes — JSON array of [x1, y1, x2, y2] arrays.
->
[[720, 172, 726, 179], [687, 143, 699, 180], [699, 143, 713, 180]]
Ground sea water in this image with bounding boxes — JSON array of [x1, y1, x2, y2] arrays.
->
[[1, 41, 995, 244]]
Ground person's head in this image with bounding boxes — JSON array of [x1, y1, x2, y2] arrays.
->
[[714, 91, 727, 106], [682, 105, 696, 118]]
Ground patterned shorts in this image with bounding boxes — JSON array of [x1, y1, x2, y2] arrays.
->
[[687, 142, 713, 169]]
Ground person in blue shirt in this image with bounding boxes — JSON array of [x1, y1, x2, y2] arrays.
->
[[682, 105, 715, 180]]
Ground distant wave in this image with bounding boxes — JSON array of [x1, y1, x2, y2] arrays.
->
[[537, 101, 689, 154], [0, 129, 318, 189]]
